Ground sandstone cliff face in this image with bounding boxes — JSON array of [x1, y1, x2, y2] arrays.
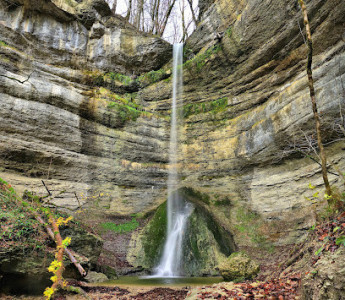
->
[[178, 0, 345, 246], [1, 0, 344, 267], [0, 0, 172, 215]]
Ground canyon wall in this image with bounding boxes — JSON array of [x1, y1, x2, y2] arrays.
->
[[1, 0, 344, 267], [0, 0, 171, 215]]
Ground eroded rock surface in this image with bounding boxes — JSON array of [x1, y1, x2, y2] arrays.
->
[[0, 0, 171, 215], [0, 0, 345, 277]]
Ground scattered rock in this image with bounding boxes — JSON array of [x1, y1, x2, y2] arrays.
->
[[218, 251, 260, 281]]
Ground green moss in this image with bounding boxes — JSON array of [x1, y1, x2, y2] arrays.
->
[[108, 101, 141, 123], [183, 44, 222, 73], [83, 71, 134, 88], [138, 69, 168, 85], [225, 26, 233, 38], [182, 204, 236, 275], [101, 218, 139, 233], [106, 72, 132, 85], [214, 197, 231, 206], [84, 69, 170, 90], [235, 206, 273, 250], [183, 187, 210, 205], [141, 202, 167, 266], [0, 40, 8, 47], [22, 190, 41, 203], [0, 179, 43, 248], [183, 46, 195, 61], [181, 97, 228, 118]]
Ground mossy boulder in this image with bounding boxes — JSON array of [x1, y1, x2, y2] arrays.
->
[[127, 202, 167, 270], [128, 197, 236, 276], [218, 252, 259, 281], [84, 271, 108, 283]]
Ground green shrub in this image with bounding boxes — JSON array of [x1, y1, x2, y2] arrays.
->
[[0, 179, 44, 247]]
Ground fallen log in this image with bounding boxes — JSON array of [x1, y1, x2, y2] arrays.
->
[[34, 213, 87, 277]]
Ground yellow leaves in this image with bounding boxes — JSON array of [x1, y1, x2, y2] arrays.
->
[[47, 260, 62, 273], [312, 192, 319, 198], [62, 237, 72, 248], [43, 287, 55, 300], [50, 275, 57, 283], [308, 183, 316, 190], [62, 280, 68, 288], [324, 193, 332, 200], [56, 216, 73, 227], [56, 217, 64, 227]]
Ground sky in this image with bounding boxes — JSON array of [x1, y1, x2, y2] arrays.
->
[[108, 0, 199, 43]]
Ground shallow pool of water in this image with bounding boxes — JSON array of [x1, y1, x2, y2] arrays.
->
[[97, 276, 223, 287]]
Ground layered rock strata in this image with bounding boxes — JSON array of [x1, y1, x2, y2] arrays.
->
[[0, 0, 345, 275], [0, 0, 172, 214]]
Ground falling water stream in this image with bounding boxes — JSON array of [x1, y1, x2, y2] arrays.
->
[[153, 43, 193, 277]]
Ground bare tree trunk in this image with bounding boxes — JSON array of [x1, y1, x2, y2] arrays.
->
[[150, 0, 157, 32], [181, 0, 187, 42], [125, 0, 132, 21], [186, 0, 197, 26], [298, 0, 332, 197], [111, 0, 117, 15], [150, 0, 160, 33], [154, 0, 160, 33], [141, 4, 145, 31], [134, 0, 144, 29], [158, 0, 176, 36]]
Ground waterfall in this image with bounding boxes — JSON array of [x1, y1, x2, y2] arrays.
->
[[153, 43, 193, 277]]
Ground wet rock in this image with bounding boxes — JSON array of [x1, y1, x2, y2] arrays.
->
[[218, 252, 260, 281], [127, 199, 236, 276]]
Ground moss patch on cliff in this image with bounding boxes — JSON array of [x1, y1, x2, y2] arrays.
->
[[234, 206, 273, 251], [138, 69, 170, 85], [184, 44, 222, 73], [183, 187, 211, 205], [107, 101, 142, 123], [181, 97, 228, 118], [83, 68, 170, 91]]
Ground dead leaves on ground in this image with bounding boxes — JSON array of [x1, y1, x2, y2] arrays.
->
[[187, 274, 301, 300]]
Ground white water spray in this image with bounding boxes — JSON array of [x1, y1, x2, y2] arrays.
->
[[153, 43, 193, 277]]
